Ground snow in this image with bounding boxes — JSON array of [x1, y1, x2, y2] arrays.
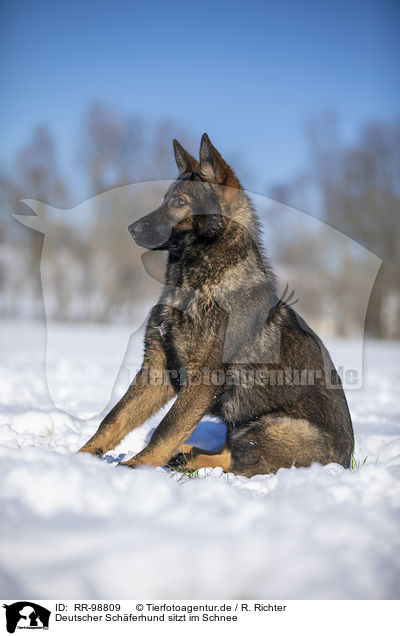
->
[[0, 320, 399, 600]]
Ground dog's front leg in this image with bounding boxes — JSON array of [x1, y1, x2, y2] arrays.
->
[[120, 311, 228, 468], [80, 337, 175, 456], [80, 366, 175, 456], [119, 383, 216, 468]]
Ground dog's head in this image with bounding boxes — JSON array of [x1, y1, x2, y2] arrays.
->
[[128, 133, 242, 253]]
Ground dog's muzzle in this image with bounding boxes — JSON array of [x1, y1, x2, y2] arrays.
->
[[128, 218, 171, 250]]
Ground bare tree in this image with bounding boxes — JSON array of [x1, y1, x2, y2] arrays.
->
[[79, 103, 144, 195], [76, 104, 197, 322], [271, 116, 400, 338], [0, 126, 69, 318]]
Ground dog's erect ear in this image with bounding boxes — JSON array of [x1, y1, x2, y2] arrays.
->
[[199, 133, 241, 189], [173, 139, 199, 175]]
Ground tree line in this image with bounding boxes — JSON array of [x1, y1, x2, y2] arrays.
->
[[0, 104, 398, 337]]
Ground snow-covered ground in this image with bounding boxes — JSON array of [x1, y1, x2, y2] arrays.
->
[[0, 320, 399, 600]]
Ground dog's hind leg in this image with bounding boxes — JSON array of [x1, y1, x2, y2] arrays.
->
[[229, 417, 336, 477], [168, 444, 232, 471]]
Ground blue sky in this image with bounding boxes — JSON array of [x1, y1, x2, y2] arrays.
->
[[0, 0, 399, 194]]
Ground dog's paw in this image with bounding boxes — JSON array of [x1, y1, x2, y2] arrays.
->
[[118, 458, 139, 469], [165, 452, 191, 470], [79, 446, 104, 457]]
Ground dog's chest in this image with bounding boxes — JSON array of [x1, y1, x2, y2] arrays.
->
[[157, 307, 199, 368], [155, 321, 168, 341]]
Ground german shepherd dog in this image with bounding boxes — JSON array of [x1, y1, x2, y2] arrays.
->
[[80, 134, 354, 476]]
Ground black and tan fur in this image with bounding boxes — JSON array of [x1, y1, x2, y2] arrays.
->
[[80, 134, 354, 476]]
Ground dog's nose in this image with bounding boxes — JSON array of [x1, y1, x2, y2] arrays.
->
[[128, 221, 145, 238], [128, 221, 138, 237]]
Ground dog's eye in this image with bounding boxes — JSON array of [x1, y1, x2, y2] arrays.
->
[[171, 198, 186, 208]]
